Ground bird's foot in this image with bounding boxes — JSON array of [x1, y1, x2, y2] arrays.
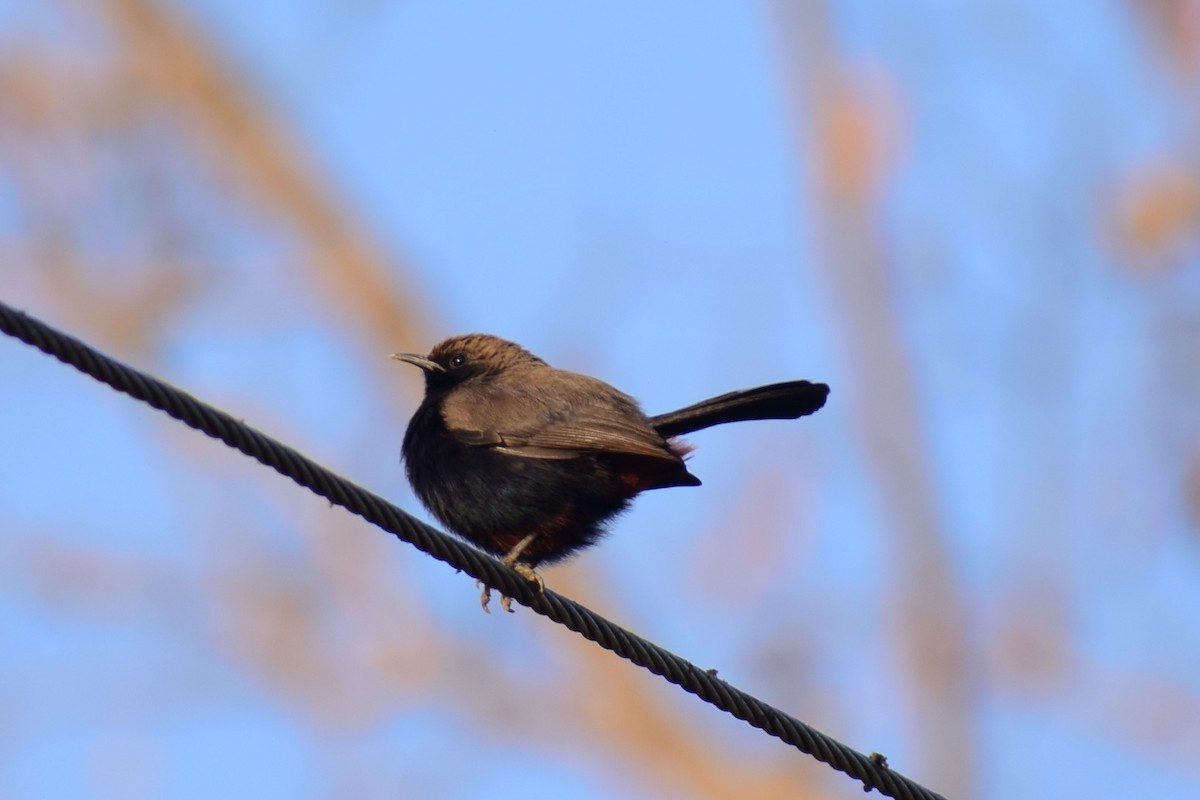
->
[[499, 533, 544, 594], [502, 557, 545, 593], [478, 556, 544, 615], [477, 580, 495, 613], [476, 537, 545, 614], [497, 563, 544, 613], [476, 580, 518, 614]]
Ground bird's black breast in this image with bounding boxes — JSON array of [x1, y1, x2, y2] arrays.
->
[[402, 400, 635, 564]]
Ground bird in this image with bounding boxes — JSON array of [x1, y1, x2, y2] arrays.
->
[[393, 333, 829, 611]]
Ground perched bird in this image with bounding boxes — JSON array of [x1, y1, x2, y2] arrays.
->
[[393, 334, 829, 611]]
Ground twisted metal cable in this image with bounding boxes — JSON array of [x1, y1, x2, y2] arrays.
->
[[0, 300, 946, 800]]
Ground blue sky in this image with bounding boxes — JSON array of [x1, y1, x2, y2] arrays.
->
[[2, 1, 1199, 798]]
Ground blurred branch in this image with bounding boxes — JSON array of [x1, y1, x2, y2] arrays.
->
[[772, 2, 977, 796], [1132, 0, 1200, 78], [537, 567, 832, 800], [1109, 161, 1200, 275], [100, 0, 432, 348]]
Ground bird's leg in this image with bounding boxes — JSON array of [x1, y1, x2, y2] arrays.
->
[[472, 535, 547, 614], [472, 533, 545, 614], [500, 533, 545, 591]]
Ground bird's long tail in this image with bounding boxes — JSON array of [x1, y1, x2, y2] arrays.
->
[[649, 380, 829, 438]]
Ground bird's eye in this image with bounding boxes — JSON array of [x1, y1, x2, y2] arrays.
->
[[448, 353, 468, 369]]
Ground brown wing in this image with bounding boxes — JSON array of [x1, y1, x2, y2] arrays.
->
[[440, 368, 680, 463], [494, 403, 679, 461]]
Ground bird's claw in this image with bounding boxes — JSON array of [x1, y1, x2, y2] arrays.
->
[[476, 558, 544, 614], [477, 580, 516, 614], [506, 560, 545, 593]]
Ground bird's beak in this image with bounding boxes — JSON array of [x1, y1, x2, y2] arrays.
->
[[390, 352, 445, 372]]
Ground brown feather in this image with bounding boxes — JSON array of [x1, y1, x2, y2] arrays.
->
[[440, 366, 681, 463]]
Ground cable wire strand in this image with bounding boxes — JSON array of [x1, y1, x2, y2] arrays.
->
[[0, 300, 946, 800]]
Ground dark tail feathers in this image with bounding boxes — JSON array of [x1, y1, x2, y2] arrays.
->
[[649, 380, 829, 439]]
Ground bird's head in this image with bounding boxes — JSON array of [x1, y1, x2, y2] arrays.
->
[[391, 333, 547, 395]]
